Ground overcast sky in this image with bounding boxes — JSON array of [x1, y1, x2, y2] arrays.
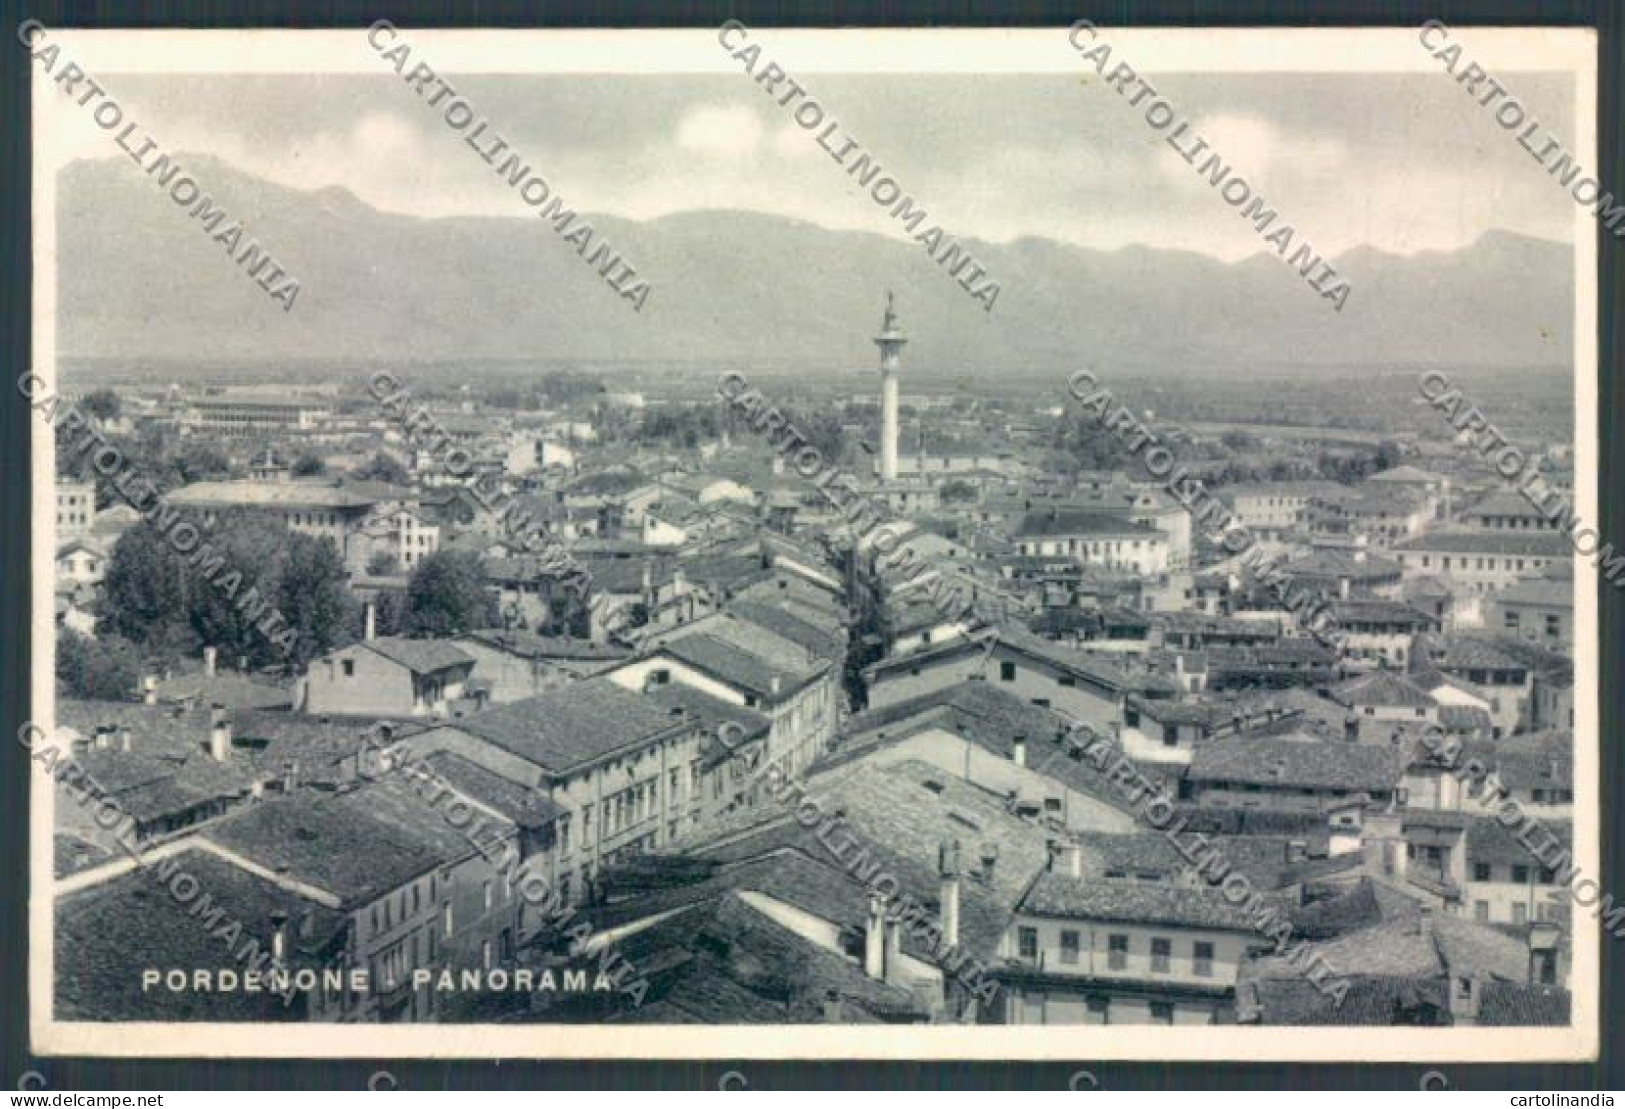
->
[[50, 70, 1577, 260]]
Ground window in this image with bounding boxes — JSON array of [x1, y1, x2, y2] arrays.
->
[[1086, 996, 1110, 1024], [1107, 934, 1128, 970], [1151, 938, 1171, 973], [483, 881, 493, 911], [1512, 865, 1530, 884], [1473, 863, 1491, 882], [1512, 903, 1528, 925], [1000, 661, 1016, 682], [443, 902, 454, 938], [342, 659, 355, 677], [1193, 941, 1214, 978], [1017, 927, 1039, 961], [1149, 1001, 1175, 1025], [1059, 930, 1080, 965], [1475, 901, 1490, 921]]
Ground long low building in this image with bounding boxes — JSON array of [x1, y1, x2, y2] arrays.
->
[[1390, 531, 1571, 595]]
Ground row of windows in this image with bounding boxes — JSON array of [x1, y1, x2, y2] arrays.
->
[[1414, 554, 1546, 573], [1016, 928, 1215, 977], [370, 874, 437, 934], [1473, 899, 1562, 926]]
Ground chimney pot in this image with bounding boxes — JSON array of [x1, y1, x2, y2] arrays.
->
[[208, 704, 230, 762]]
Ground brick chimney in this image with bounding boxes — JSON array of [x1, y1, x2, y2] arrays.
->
[[203, 645, 217, 677], [207, 704, 230, 762], [822, 988, 843, 1022], [1527, 921, 1560, 986], [1447, 973, 1481, 1025], [364, 600, 377, 642], [142, 674, 158, 706], [938, 840, 961, 951], [1011, 734, 1026, 768], [1055, 840, 1084, 878], [979, 842, 999, 882]]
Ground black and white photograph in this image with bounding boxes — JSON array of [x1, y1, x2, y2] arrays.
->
[[21, 23, 1604, 1062]]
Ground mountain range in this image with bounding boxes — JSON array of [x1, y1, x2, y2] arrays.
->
[[55, 154, 1574, 376]]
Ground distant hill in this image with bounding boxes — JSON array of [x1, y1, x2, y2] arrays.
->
[[55, 154, 1573, 375]]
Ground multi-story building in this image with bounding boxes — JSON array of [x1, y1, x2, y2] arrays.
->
[[1184, 736, 1404, 811], [1391, 532, 1571, 596], [1464, 816, 1571, 927], [994, 847, 1262, 1025], [608, 611, 840, 779], [185, 391, 331, 436], [863, 626, 1164, 730], [1307, 487, 1431, 548], [1220, 481, 1341, 540], [1325, 598, 1439, 669], [401, 677, 719, 904], [57, 478, 95, 538], [1015, 509, 1169, 576], [201, 778, 523, 1022], [1491, 576, 1572, 652], [1463, 489, 1562, 531]]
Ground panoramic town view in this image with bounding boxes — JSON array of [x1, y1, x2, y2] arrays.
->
[[31, 28, 1590, 1035]]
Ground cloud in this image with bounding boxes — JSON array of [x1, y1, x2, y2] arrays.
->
[[1159, 113, 1348, 183], [675, 104, 765, 158]]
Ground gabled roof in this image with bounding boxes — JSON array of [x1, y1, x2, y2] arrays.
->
[[1495, 576, 1571, 608], [446, 677, 687, 775], [1015, 509, 1160, 539], [1467, 814, 1571, 867], [1331, 671, 1435, 709], [359, 637, 475, 676], [1188, 736, 1404, 792], [1392, 531, 1571, 557], [1020, 873, 1264, 932], [55, 848, 344, 1021], [203, 781, 494, 906]]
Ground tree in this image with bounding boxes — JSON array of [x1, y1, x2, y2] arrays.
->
[[406, 550, 499, 636], [276, 533, 357, 669], [81, 389, 122, 422], [56, 630, 143, 701], [175, 442, 231, 484], [100, 510, 354, 672], [292, 453, 326, 477], [354, 451, 410, 485], [100, 522, 196, 653]]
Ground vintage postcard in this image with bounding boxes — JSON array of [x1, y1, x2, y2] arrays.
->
[[26, 25, 1602, 1060]]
